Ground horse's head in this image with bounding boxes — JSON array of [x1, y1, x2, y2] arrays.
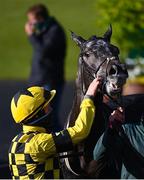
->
[[71, 25, 128, 98]]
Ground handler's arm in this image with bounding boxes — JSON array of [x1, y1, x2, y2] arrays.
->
[[52, 77, 101, 153], [67, 98, 95, 144], [50, 97, 95, 153]]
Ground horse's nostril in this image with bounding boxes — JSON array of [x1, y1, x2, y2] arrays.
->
[[111, 83, 117, 88]]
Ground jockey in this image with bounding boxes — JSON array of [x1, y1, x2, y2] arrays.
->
[[8, 77, 101, 179]]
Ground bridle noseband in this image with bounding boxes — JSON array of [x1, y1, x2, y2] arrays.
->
[[80, 54, 114, 94], [80, 54, 123, 108]]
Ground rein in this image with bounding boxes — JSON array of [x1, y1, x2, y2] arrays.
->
[[80, 55, 108, 78]]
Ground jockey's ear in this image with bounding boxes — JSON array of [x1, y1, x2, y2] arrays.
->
[[71, 31, 86, 47], [103, 24, 112, 42]]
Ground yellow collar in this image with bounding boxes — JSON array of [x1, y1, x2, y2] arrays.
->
[[23, 125, 47, 133]]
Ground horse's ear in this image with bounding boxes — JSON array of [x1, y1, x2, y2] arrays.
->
[[103, 24, 112, 42], [71, 31, 86, 47]]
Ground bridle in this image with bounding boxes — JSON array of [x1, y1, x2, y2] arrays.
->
[[80, 53, 123, 108], [80, 53, 111, 94]]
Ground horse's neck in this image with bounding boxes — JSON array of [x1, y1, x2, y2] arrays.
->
[[66, 56, 103, 127], [66, 83, 104, 129], [66, 83, 84, 127], [65, 60, 87, 127]]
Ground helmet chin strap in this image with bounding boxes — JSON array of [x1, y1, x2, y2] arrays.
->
[[23, 108, 54, 132]]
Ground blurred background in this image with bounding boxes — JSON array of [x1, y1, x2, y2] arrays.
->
[[0, 0, 144, 80], [0, 0, 144, 178]]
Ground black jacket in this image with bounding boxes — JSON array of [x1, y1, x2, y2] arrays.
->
[[28, 17, 66, 87]]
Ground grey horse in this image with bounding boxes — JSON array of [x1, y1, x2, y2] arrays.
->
[[60, 25, 128, 178]]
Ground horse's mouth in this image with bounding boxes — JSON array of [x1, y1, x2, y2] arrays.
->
[[110, 83, 121, 92], [111, 89, 122, 96], [105, 82, 122, 97]]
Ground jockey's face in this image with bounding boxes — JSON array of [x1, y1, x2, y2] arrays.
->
[[44, 104, 53, 115], [43, 104, 53, 132]]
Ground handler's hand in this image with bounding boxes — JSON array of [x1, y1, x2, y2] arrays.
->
[[109, 107, 125, 129], [86, 77, 102, 97]]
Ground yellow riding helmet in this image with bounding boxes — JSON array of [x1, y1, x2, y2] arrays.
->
[[11, 86, 56, 123]]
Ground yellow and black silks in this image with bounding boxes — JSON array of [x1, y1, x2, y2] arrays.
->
[[9, 130, 60, 179], [9, 98, 95, 179]]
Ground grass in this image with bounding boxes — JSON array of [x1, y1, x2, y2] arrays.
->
[[0, 0, 103, 80]]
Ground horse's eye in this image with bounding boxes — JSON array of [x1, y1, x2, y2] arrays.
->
[[85, 52, 90, 57], [109, 66, 117, 75]]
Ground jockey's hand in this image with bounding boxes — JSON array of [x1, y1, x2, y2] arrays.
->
[[109, 107, 125, 130], [86, 77, 102, 97]]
